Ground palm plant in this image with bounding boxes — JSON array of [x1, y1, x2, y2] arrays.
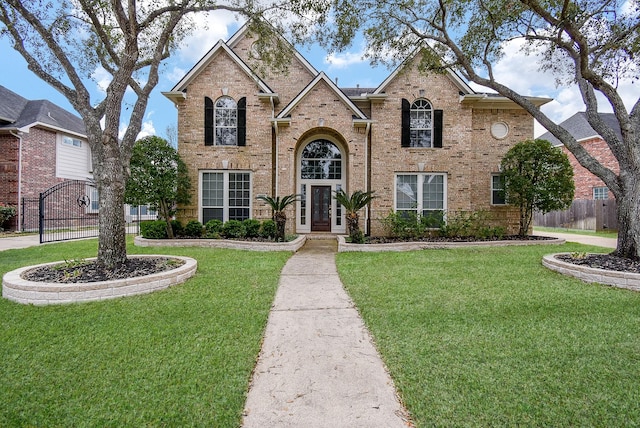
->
[[256, 194, 299, 242], [334, 189, 376, 243]]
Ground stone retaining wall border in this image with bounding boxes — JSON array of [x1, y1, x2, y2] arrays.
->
[[134, 235, 306, 252]]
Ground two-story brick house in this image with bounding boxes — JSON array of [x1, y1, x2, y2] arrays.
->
[[164, 25, 549, 236]]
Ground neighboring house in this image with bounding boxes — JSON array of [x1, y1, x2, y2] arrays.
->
[[539, 112, 620, 200], [164, 25, 549, 235], [0, 85, 155, 231]]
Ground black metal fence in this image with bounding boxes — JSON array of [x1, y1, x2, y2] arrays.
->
[[20, 180, 146, 243], [38, 180, 99, 243], [534, 199, 618, 231]]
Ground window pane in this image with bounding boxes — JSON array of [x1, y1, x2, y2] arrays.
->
[[492, 175, 506, 205], [215, 96, 237, 146], [202, 173, 224, 207], [203, 208, 223, 223], [423, 175, 444, 209], [396, 175, 418, 210]]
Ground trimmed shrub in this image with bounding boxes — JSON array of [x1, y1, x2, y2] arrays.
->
[[222, 220, 246, 238], [184, 220, 203, 237], [243, 219, 261, 238], [0, 204, 16, 231], [260, 219, 277, 240], [205, 219, 223, 238], [140, 220, 168, 239]]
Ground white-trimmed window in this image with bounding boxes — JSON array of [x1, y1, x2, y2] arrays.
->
[[395, 173, 446, 223], [63, 136, 82, 147], [593, 186, 609, 200], [201, 171, 251, 223], [214, 97, 238, 146], [491, 174, 506, 205]]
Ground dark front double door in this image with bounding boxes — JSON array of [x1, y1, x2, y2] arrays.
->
[[311, 185, 331, 232]]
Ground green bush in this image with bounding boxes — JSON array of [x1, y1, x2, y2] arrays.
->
[[0, 204, 16, 231], [170, 220, 183, 236], [243, 219, 261, 238], [381, 210, 438, 239], [204, 219, 223, 238], [222, 220, 246, 239], [184, 220, 203, 237], [140, 220, 168, 239], [439, 210, 505, 239], [260, 219, 277, 240]]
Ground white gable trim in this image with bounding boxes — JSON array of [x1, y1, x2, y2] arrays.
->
[[168, 40, 274, 95], [276, 72, 368, 120]]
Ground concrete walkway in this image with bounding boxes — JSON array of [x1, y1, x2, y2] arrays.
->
[[0, 234, 41, 251], [533, 230, 617, 249], [242, 239, 411, 427]]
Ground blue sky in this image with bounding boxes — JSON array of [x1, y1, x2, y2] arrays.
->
[[1, 11, 638, 141]]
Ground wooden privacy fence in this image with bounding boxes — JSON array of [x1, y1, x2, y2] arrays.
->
[[534, 199, 618, 231]]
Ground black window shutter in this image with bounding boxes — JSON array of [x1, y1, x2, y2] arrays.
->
[[433, 109, 443, 148], [401, 98, 411, 147], [204, 97, 214, 146], [237, 97, 246, 147]]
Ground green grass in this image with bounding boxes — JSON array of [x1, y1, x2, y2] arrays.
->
[[534, 226, 618, 239], [0, 238, 290, 427], [337, 243, 640, 427]]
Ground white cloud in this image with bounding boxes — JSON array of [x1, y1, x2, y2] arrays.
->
[[325, 50, 366, 69], [91, 66, 112, 94], [177, 10, 239, 63]]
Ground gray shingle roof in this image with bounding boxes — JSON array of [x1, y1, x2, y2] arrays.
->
[[0, 85, 85, 136], [539, 112, 621, 146]]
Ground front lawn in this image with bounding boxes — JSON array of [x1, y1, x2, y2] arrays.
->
[[337, 243, 640, 427], [0, 238, 290, 426]]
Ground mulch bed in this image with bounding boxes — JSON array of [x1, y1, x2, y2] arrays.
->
[[22, 257, 185, 283], [555, 253, 640, 274]]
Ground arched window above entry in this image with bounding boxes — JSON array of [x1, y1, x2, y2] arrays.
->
[[301, 139, 342, 180]]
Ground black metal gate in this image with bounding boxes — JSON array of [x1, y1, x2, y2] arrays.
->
[[39, 180, 99, 243]]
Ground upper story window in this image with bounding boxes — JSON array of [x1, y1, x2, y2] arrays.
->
[[401, 98, 443, 148], [204, 96, 246, 146], [63, 136, 82, 147], [410, 99, 432, 147], [300, 139, 342, 180]]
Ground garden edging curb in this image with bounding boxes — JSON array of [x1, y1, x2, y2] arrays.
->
[[543, 253, 640, 292], [337, 235, 566, 252], [134, 235, 306, 252], [2, 255, 197, 305]]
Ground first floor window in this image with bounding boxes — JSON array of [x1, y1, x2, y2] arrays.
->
[[201, 171, 251, 223], [491, 174, 506, 205], [593, 186, 609, 200], [395, 173, 446, 224]]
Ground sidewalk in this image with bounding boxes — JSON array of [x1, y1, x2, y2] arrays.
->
[[242, 239, 411, 427], [533, 230, 617, 249], [0, 234, 41, 251]]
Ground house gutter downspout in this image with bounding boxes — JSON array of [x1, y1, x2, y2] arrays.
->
[[364, 122, 371, 235], [270, 97, 279, 196], [9, 130, 24, 231]]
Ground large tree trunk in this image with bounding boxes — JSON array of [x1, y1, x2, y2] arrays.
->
[[613, 174, 640, 260], [95, 138, 128, 269]]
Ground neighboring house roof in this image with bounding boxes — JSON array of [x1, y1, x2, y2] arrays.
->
[[0, 85, 86, 137], [539, 112, 622, 146], [276, 72, 368, 121]]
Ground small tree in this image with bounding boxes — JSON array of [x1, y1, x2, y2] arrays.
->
[[256, 194, 299, 242], [334, 189, 375, 243], [500, 139, 574, 236], [125, 136, 191, 239]]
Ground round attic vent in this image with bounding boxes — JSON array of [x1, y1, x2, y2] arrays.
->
[[491, 122, 509, 139]]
